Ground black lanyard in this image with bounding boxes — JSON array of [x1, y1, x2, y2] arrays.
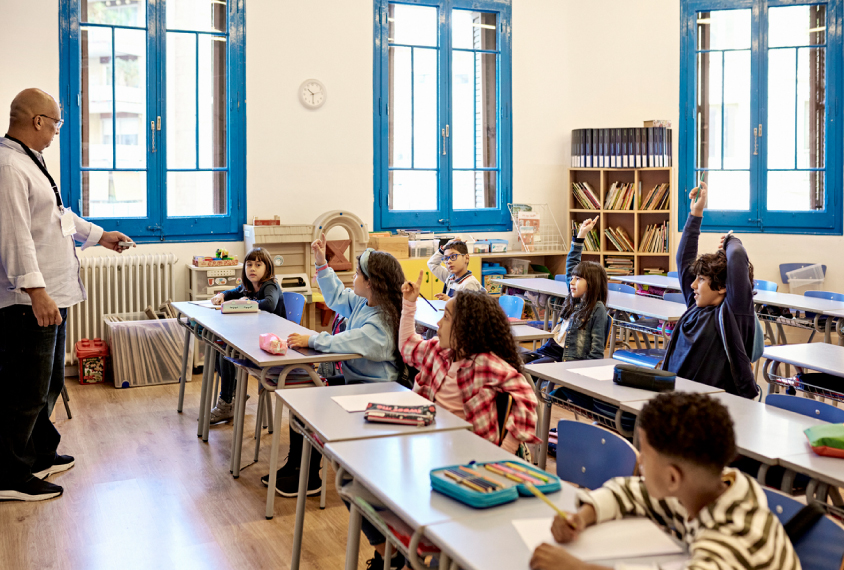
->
[[4, 135, 63, 209]]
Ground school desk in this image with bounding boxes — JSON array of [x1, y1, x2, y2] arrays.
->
[[496, 278, 570, 330], [525, 358, 723, 469], [271, 384, 471, 570], [326, 430, 525, 570], [616, 275, 681, 291], [778, 452, 844, 514], [753, 291, 844, 344], [762, 342, 844, 397]]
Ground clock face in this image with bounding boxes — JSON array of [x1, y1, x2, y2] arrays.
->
[[300, 79, 326, 109]]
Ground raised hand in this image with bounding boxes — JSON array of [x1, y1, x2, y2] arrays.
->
[[311, 232, 327, 266], [718, 230, 733, 250], [577, 215, 599, 239], [402, 270, 423, 302], [690, 181, 707, 217]]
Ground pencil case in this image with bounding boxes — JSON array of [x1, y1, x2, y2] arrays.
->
[[430, 461, 561, 508], [364, 403, 436, 426], [613, 364, 675, 392]]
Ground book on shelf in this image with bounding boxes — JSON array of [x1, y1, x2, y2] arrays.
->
[[571, 220, 600, 252], [603, 182, 637, 210], [571, 127, 672, 169], [572, 181, 600, 209], [640, 183, 670, 210], [643, 268, 667, 276], [604, 226, 634, 252], [605, 256, 634, 276], [639, 222, 669, 254]]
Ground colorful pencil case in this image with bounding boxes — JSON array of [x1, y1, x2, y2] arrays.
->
[[430, 461, 561, 508], [364, 403, 436, 426]]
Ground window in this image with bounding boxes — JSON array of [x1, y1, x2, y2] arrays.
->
[[59, 0, 245, 242], [373, 0, 512, 232], [680, 0, 842, 234]]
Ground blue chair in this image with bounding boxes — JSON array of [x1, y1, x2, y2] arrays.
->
[[779, 263, 827, 284], [555, 420, 638, 490], [554, 274, 567, 283], [609, 283, 636, 295], [763, 487, 844, 570], [754, 279, 778, 292], [805, 290, 844, 303], [282, 291, 306, 325], [609, 284, 665, 366], [499, 295, 525, 319], [667, 271, 678, 278], [766, 394, 844, 423], [663, 292, 685, 304]]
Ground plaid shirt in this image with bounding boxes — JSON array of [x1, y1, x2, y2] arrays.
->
[[402, 332, 540, 446]]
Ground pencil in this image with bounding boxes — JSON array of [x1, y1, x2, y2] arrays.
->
[[443, 469, 487, 493], [523, 483, 576, 530], [458, 465, 502, 488], [419, 293, 438, 312], [484, 464, 523, 483], [490, 463, 543, 485], [504, 462, 550, 483]]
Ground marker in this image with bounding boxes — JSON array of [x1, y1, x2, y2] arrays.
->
[[504, 462, 550, 483]]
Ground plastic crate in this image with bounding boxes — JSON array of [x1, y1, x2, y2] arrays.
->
[[75, 339, 109, 385], [786, 264, 825, 295]]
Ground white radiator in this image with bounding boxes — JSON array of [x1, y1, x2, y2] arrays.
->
[[66, 253, 179, 365]]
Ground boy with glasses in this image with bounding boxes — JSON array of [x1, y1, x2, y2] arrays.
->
[[427, 240, 483, 299]]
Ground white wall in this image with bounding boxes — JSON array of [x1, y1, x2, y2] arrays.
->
[[1, 0, 839, 296]]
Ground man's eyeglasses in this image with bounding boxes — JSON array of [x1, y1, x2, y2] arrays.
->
[[443, 253, 465, 262], [36, 115, 64, 129]]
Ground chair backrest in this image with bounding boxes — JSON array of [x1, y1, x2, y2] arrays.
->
[[763, 487, 844, 570], [779, 263, 828, 283], [605, 315, 614, 349], [667, 271, 678, 278], [754, 279, 778, 292], [495, 392, 514, 445], [765, 394, 844, 423], [608, 283, 636, 295], [282, 292, 306, 325], [498, 295, 525, 319], [805, 290, 844, 303], [663, 292, 685, 304], [555, 420, 638, 490], [554, 274, 567, 283]]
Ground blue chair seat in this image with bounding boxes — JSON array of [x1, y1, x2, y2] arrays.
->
[[612, 349, 665, 369]]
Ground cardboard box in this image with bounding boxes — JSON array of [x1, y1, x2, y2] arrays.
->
[[368, 234, 409, 259]]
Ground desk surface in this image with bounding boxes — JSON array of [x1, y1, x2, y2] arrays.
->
[[762, 343, 844, 377], [172, 301, 361, 367], [326, 430, 523, 529], [753, 291, 844, 314], [616, 275, 681, 290], [414, 299, 553, 342], [526, 359, 721, 407], [497, 278, 570, 297], [779, 451, 844, 489], [278, 383, 470, 443]]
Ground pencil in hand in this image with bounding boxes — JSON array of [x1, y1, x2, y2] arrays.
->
[[419, 293, 438, 312], [523, 483, 577, 530]]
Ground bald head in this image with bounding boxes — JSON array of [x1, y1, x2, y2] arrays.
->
[[7, 88, 62, 152]]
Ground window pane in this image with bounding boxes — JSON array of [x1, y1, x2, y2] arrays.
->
[[707, 170, 750, 210], [83, 0, 145, 27], [83, 171, 147, 218], [769, 5, 826, 48], [697, 51, 722, 170], [767, 171, 823, 211], [167, 171, 227, 216], [198, 35, 227, 168], [166, 0, 226, 33], [798, 47, 825, 170], [722, 50, 750, 170], [768, 48, 797, 169], [81, 26, 113, 169], [453, 171, 496, 210], [413, 48, 438, 169], [388, 4, 437, 47], [697, 9, 750, 50], [115, 28, 146, 169], [388, 46, 412, 168], [452, 51, 474, 169], [167, 32, 197, 169], [389, 170, 437, 211], [452, 10, 497, 51]]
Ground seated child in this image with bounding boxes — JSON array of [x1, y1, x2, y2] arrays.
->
[[208, 247, 285, 423], [263, 234, 405, 497], [524, 216, 608, 365], [530, 392, 800, 570], [662, 182, 758, 399], [427, 239, 483, 299]]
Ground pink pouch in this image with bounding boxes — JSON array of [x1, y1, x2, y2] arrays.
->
[[259, 333, 288, 355]]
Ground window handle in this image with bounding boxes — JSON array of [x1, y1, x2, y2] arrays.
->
[[442, 128, 446, 155], [753, 123, 762, 156], [151, 121, 156, 153]]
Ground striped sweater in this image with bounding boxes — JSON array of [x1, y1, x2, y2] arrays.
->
[[577, 469, 800, 570]]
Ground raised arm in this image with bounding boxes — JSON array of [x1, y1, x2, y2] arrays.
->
[[676, 183, 707, 306], [723, 234, 754, 315], [566, 216, 597, 283], [427, 246, 449, 283], [399, 271, 440, 373]]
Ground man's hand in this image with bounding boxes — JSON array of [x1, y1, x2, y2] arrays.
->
[[287, 333, 311, 349], [99, 231, 134, 253], [433, 292, 449, 301], [530, 543, 586, 570], [25, 288, 62, 327], [402, 271, 423, 303], [577, 216, 599, 239], [311, 232, 328, 266], [690, 181, 707, 217]]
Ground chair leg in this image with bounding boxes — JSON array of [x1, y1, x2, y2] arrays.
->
[[61, 385, 72, 419], [213, 369, 220, 405], [265, 395, 274, 434], [320, 456, 328, 509], [254, 391, 264, 462]]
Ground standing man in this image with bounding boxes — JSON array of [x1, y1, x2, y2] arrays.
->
[[0, 88, 133, 501]]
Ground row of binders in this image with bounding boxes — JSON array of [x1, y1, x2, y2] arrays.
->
[[640, 222, 669, 253], [571, 127, 672, 169]]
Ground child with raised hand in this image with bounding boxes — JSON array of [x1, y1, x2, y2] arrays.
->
[[427, 239, 483, 300], [662, 182, 759, 399], [208, 247, 285, 423], [263, 233, 406, 498], [529, 392, 799, 570], [524, 216, 608, 364]]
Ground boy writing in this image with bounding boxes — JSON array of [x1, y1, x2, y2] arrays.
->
[[530, 392, 800, 570], [662, 182, 758, 398], [427, 240, 483, 300]]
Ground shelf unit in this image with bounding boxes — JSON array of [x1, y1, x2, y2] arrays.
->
[[568, 167, 672, 277]]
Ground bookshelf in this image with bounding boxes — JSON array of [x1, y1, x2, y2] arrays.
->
[[567, 167, 673, 278]]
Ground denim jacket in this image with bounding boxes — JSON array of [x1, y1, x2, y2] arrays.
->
[[537, 239, 608, 362]]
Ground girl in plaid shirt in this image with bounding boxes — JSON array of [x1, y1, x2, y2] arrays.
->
[[400, 272, 540, 454]]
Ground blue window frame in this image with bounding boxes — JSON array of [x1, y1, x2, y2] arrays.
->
[[680, 0, 842, 234], [373, 0, 513, 232], [59, 0, 246, 243]]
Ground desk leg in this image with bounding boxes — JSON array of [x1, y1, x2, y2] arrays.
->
[[265, 399, 284, 519], [345, 503, 362, 570], [232, 367, 250, 477], [539, 397, 552, 471], [291, 428, 312, 570], [383, 541, 393, 570], [201, 347, 217, 442], [608, 322, 617, 356], [197, 343, 212, 438], [178, 327, 191, 413], [230, 367, 245, 473]]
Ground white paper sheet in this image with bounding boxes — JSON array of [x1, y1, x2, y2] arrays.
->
[[331, 391, 432, 413], [188, 300, 219, 309], [512, 517, 683, 562], [568, 364, 618, 382]]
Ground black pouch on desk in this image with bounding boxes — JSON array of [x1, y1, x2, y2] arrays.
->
[[613, 364, 676, 392]]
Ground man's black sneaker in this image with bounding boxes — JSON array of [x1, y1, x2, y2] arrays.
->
[[0, 477, 63, 502], [274, 471, 322, 498], [261, 455, 299, 487], [366, 550, 406, 570], [33, 455, 75, 480]]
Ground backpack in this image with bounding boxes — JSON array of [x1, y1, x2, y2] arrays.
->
[[716, 305, 765, 364]]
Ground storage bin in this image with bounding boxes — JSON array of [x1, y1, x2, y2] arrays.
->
[[785, 264, 825, 295], [75, 339, 109, 385], [507, 259, 531, 275], [476, 238, 508, 253]]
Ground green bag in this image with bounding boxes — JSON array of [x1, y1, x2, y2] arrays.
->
[[804, 424, 844, 459]]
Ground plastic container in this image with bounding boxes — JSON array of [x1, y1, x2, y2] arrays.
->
[[507, 259, 531, 275], [476, 238, 508, 253], [482, 263, 508, 292], [409, 239, 438, 258], [75, 339, 109, 385], [786, 264, 825, 295]]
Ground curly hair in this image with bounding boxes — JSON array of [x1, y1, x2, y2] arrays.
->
[[357, 251, 405, 365], [449, 290, 523, 373], [638, 392, 736, 473], [690, 249, 755, 293], [559, 261, 608, 329]]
